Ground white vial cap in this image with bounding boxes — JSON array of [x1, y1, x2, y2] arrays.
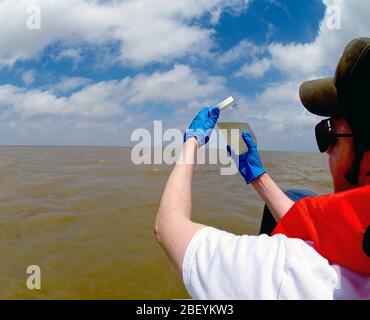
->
[[217, 97, 235, 112]]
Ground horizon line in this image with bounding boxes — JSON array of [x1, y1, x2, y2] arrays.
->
[[0, 144, 318, 153]]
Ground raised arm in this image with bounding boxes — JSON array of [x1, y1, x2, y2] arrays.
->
[[227, 131, 294, 222], [252, 173, 295, 222], [155, 107, 220, 276], [155, 138, 206, 275]]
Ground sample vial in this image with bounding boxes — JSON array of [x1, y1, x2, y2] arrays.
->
[[217, 97, 257, 155]]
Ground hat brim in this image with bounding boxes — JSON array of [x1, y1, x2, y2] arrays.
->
[[299, 77, 339, 117]]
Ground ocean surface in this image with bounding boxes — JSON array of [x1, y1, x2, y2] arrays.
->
[[0, 147, 332, 299]]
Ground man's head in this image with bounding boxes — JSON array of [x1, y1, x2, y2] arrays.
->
[[299, 37, 370, 192]]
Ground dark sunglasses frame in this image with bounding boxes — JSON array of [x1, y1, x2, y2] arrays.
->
[[315, 118, 353, 153]]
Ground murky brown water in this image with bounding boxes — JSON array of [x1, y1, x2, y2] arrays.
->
[[0, 147, 332, 299]]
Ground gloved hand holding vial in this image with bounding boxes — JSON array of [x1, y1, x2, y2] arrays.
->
[[216, 97, 257, 155], [216, 97, 265, 184]]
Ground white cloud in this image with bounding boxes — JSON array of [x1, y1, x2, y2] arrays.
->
[[229, 0, 370, 150], [231, 0, 370, 81], [0, 64, 228, 145], [1, 0, 368, 150], [54, 48, 83, 68], [256, 0, 370, 78], [0, 65, 226, 121], [236, 58, 271, 78], [0, 0, 250, 67], [0, 85, 69, 119], [54, 77, 92, 93], [55, 48, 82, 61], [268, 42, 324, 78], [21, 70, 36, 86], [255, 81, 300, 107], [218, 40, 265, 65], [234, 82, 322, 151], [126, 64, 226, 105]]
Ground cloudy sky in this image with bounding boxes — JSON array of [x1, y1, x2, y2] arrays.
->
[[0, 0, 369, 151]]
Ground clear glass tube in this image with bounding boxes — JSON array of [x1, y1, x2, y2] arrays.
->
[[217, 102, 257, 155]]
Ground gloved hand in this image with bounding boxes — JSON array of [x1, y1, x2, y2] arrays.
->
[[227, 131, 266, 184], [184, 107, 220, 146]]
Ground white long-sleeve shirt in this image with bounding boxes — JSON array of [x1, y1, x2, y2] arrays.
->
[[182, 227, 370, 300]]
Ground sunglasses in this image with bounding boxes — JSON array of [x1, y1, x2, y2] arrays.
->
[[315, 118, 353, 153]]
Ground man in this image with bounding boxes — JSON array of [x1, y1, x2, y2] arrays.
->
[[155, 38, 370, 299]]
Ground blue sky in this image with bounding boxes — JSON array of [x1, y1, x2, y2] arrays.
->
[[0, 0, 368, 151]]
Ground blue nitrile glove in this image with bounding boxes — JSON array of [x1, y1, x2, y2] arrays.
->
[[184, 106, 220, 146], [227, 131, 266, 184]]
